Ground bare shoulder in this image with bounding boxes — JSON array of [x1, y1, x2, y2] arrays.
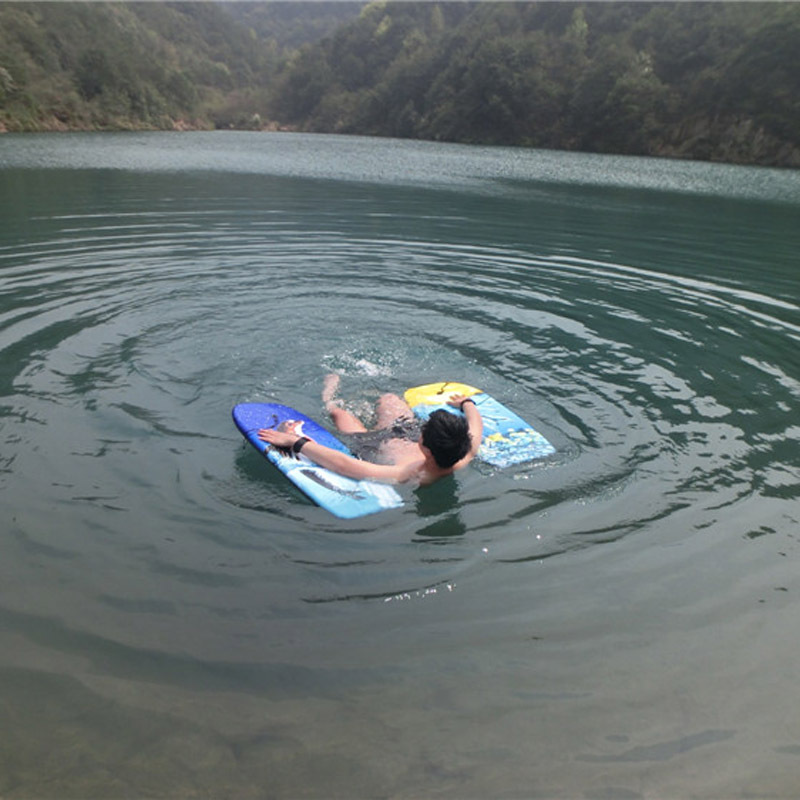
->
[[397, 458, 429, 485], [452, 451, 477, 471]]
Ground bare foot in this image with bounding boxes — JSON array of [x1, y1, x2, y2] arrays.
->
[[322, 373, 341, 410]]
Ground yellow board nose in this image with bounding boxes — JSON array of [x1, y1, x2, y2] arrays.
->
[[404, 381, 481, 408]]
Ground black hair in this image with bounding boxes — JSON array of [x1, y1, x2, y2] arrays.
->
[[421, 410, 471, 468]]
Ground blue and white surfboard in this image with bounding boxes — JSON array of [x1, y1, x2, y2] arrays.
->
[[233, 403, 403, 519]]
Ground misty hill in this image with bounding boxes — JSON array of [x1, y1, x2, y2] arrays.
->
[[0, 1, 355, 132], [271, 2, 800, 166], [223, 2, 362, 50]]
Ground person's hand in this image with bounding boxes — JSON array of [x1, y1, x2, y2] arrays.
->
[[447, 393, 474, 410], [258, 428, 298, 451]]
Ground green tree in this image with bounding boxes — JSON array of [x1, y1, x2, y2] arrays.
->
[[75, 48, 115, 100]]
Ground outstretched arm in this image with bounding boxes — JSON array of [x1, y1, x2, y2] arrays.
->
[[257, 428, 412, 484]]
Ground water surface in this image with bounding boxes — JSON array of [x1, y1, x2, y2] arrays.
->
[[1, 132, 799, 798]]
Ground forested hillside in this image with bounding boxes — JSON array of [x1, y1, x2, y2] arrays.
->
[[0, 2, 266, 131], [0, 2, 356, 132], [272, 2, 800, 166], [223, 3, 361, 50], [1, 1, 798, 167]]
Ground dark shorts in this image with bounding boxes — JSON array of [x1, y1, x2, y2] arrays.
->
[[345, 417, 423, 463]]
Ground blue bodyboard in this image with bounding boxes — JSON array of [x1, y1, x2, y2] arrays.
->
[[233, 403, 403, 519], [405, 382, 555, 468]]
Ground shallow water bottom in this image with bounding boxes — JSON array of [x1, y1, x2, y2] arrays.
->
[[3, 523, 800, 799]]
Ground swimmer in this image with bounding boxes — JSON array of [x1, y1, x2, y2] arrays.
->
[[258, 374, 483, 486]]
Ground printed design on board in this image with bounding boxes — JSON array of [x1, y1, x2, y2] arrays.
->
[[405, 382, 555, 468], [232, 402, 403, 518]]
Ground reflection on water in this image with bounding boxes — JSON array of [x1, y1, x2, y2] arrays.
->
[[1, 133, 799, 798], [413, 477, 467, 540]]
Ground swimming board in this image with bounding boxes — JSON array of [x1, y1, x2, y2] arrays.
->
[[232, 403, 403, 519], [404, 382, 555, 468]]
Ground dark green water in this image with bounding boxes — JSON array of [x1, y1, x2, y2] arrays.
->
[[1, 132, 799, 798]]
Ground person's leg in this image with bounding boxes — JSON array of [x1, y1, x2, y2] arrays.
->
[[328, 406, 369, 433], [323, 373, 368, 433], [322, 373, 341, 405], [374, 393, 414, 429]]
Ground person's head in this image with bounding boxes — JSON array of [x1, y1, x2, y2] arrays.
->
[[421, 410, 471, 469]]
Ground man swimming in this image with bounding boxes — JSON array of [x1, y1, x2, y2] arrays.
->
[[257, 374, 483, 486]]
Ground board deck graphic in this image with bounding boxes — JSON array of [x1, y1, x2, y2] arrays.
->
[[232, 403, 403, 519], [404, 382, 555, 468]]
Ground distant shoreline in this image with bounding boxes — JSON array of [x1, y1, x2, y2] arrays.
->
[[2, 123, 797, 170]]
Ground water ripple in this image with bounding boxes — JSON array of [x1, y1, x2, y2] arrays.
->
[[0, 141, 797, 613], [2, 133, 799, 798]]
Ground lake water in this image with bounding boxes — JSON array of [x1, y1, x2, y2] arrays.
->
[[1, 132, 799, 798]]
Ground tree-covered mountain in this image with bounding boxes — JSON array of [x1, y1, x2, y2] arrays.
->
[[0, 2, 267, 130], [0, 1, 353, 132], [272, 2, 800, 166], [1, 2, 798, 167], [223, 2, 362, 50]]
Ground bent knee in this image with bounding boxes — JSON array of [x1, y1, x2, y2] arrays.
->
[[376, 393, 413, 427]]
